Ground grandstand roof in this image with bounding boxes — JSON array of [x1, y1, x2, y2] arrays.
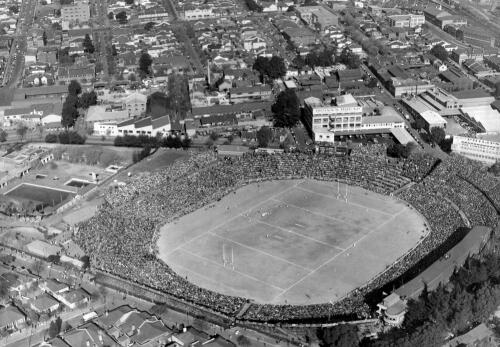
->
[[391, 127, 415, 145], [395, 226, 491, 299], [420, 110, 446, 126], [461, 105, 500, 133]]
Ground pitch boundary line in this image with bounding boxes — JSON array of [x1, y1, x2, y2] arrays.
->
[[208, 231, 313, 272], [271, 207, 409, 302], [166, 260, 247, 293], [164, 180, 304, 256], [243, 216, 346, 252], [179, 248, 285, 291]]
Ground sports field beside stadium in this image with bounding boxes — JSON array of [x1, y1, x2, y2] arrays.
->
[[158, 179, 427, 305]]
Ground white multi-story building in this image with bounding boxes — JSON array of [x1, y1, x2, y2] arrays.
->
[[452, 135, 500, 164], [61, 2, 90, 23], [304, 94, 407, 143], [182, 8, 215, 20], [388, 14, 425, 28]]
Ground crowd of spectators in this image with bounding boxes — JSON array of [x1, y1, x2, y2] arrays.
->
[[74, 146, 498, 323]]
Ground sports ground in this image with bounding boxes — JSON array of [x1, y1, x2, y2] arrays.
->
[[157, 179, 427, 305]]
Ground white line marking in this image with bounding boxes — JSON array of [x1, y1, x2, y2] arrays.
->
[[271, 208, 409, 301], [164, 180, 304, 256], [295, 184, 401, 216], [244, 216, 345, 252], [208, 231, 313, 272], [178, 248, 285, 291]]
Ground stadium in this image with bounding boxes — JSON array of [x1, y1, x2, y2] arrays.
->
[[74, 145, 499, 324]]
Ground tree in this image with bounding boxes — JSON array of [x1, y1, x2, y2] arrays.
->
[[48, 317, 62, 338], [45, 133, 58, 143], [338, 48, 360, 69], [236, 335, 251, 346], [80, 255, 90, 269], [144, 22, 155, 31], [430, 127, 446, 145], [16, 125, 28, 141], [253, 56, 286, 81], [108, 12, 114, 20], [430, 44, 449, 62], [271, 89, 300, 128], [83, 34, 95, 54], [9, 5, 19, 13], [256, 126, 272, 147], [68, 80, 82, 96], [413, 117, 426, 131], [139, 52, 153, 76], [125, 0, 134, 4], [115, 11, 127, 24], [0, 279, 9, 300], [62, 102, 79, 128], [47, 254, 61, 264], [0, 128, 7, 142], [268, 56, 287, 79], [79, 91, 98, 109], [317, 325, 359, 347], [31, 260, 44, 276]]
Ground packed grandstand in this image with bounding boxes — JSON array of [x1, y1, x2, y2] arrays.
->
[[73, 144, 500, 323]]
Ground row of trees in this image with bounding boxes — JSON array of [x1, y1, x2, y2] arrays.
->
[[114, 134, 191, 149], [367, 252, 500, 346], [45, 131, 86, 144]]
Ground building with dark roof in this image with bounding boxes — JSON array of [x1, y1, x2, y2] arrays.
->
[[457, 26, 496, 48]]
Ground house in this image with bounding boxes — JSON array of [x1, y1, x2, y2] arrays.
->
[[123, 93, 148, 117], [63, 322, 117, 347], [42, 114, 62, 125], [86, 105, 130, 125], [26, 240, 62, 258], [58, 288, 90, 309], [229, 85, 272, 103], [30, 293, 60, 313], [170, 326, 210, 346], [40, 279, 69, 296], [377, 293, 407, 326], [98, 305, 171, 346], [57, 63, 95, 83], [0, 306, 26, 331], [202, 335, 236, 347]]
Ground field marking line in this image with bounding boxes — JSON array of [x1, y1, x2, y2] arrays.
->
[[163, 180, 304, 256], [244, 216, 345, 252], [271, 207, 409, 302], [208, 231, 313, 272], [295, 182, 398, 216], [179, 248, 285, 291], [270, 197, 373, 234]]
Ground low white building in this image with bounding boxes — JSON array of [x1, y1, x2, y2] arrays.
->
[[117, 115, 171, 137]]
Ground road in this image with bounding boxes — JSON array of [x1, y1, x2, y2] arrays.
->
[[3, 0, 37, 87], [90, 0, 112, 80]]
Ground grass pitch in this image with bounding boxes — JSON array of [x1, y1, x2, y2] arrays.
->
[[158, 179, 426, 305]]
